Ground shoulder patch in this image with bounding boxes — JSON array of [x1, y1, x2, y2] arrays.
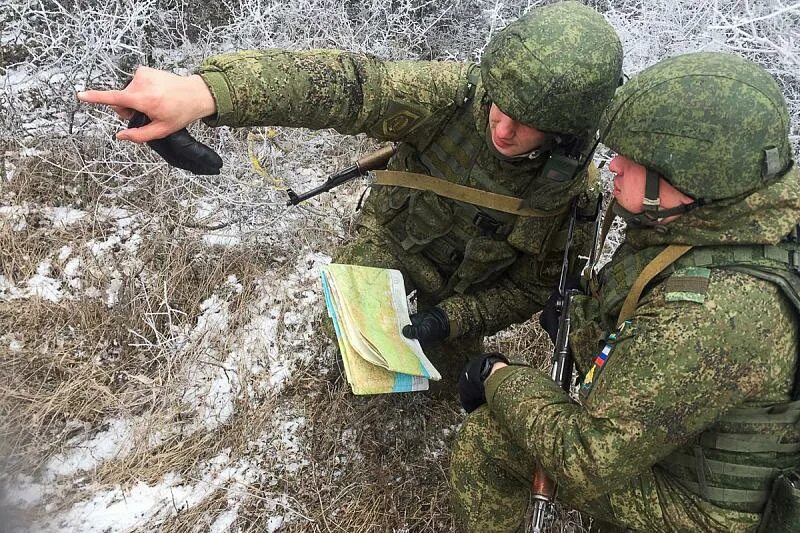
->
[[381, 100, 431, 137], [664, 267, 711, 304]]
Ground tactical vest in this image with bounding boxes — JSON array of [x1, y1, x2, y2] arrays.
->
[[361, 66, 589, 296], [593, 241, 800, 513]]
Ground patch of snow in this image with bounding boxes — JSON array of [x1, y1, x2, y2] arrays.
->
[[31, 451, 263, 533], [123, 232, 142, 255], [267, 516, 284, 532], [0, 205, 29, 231], [45, 419, 133, 480], [96, 206, 136, 230], [3, 159, 16, 181], [27, 261, 62, 302], [88, 235, 122, 258], [192, 295, 231, 344], [36, 260, 52, 276], [5, 475, 44, 506], [105, 276, 123, 307], [57, 246, 72, 263], [210, 506, 239, 533], [2, 332, 25, 352], [203, 230, 242, 247], [63, 257, 81, 279], [45, 207, 86, 228]]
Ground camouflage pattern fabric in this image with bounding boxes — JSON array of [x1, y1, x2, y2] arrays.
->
[[195, 40, 606, 350], [449, 53, 800, 531], [600, 52, 792, 202], [481, 1, 622, 137], [451, 257, 798, 532]]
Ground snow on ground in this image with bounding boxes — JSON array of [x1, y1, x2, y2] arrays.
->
[[11, 400, 311, 532], [1, 171, 334, 530], [2, 1, 797, 531]]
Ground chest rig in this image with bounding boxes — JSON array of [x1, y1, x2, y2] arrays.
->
[[591, 239, 800, 513], [363, 66, 587, 296]]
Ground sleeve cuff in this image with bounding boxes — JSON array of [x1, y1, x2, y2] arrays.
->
[[484, 364, 520, 404], [196, 70, 236, 127], [436, 299, 462, 339]]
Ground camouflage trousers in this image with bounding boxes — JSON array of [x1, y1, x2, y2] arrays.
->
[[449, 407, 763, 533], [324, 227, 484, 387]]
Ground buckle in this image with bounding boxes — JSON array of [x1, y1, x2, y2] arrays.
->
[[473, 212, 504, 236]]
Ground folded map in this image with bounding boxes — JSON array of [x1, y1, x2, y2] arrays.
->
[[321, 263, 441, 394]]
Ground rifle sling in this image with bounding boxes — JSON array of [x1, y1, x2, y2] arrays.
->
[[373, 170, 568, 217], [617, 244, 694, 327]]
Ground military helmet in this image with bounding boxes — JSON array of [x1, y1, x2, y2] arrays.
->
[[480, 1, 622, 138], [600, 52, 793, 202]]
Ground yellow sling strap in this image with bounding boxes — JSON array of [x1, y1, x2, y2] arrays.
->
[[373, 170, 569, 217], [617, 244, 694, 327]]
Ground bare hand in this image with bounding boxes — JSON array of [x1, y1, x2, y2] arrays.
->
[[77, 66, 217, 144]]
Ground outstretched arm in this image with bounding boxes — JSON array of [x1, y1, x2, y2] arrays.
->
[[78, 50, 467, 146], [194, 49, 467, 140]]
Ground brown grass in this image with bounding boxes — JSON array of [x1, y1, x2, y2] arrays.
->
[[1, 146, 590, 533], [0, 219, 268, 475]]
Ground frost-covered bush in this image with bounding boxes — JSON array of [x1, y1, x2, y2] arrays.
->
[[0, 2, 798, 531], [3, 0, 796, 146]]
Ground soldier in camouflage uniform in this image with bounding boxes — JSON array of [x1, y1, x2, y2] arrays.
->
[[78, 2, 623, 374], [450, 52, 800, 532]]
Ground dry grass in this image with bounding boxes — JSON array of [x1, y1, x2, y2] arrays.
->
[[0, 143, 590, 533], [0, 186, 269, 477]]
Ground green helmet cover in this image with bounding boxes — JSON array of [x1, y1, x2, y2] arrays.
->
[[600, 52, 793, 202], [480, 1, 623, 138]]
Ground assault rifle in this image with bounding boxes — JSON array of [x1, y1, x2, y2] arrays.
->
[[286, 144, 398, 206], [530, 197, 580, 533]]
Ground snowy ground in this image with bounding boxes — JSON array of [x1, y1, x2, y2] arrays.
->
[[1, 1, 798, 532]]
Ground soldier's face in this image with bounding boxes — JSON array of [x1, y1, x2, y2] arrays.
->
[[609, 155, 647, 213], [488, 104, 547, 157], [609, 154, 695, 222]]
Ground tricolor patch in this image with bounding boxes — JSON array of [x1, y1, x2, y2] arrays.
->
[[582, 343, 612, 392], [580, 320, 630, 395]]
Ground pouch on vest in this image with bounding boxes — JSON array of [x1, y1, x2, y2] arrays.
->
[[757, 470, 800, 533], [449, 235, 518, 294], [506, 213, 560, 257], [398, 190, 455, 253], [368, 185, 413, 226]]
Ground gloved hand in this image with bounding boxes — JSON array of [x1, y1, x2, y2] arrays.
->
[[402, 307, 450, 346], [458, 352, 510, 413], [539, 274, 583, 344], [128, 111, 223, 175]]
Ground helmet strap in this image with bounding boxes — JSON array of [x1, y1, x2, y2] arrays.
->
[[613, 168, 704, 228], [642, 168, 662, 221]]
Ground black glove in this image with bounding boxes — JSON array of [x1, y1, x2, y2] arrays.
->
[[402, 307, 450, 346], [458, 352, 510, 413], [539, 274, 583, 344], [128, 111, 223, 175]]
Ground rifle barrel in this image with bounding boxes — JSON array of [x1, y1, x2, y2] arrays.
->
[[286, 144, 398, 206]]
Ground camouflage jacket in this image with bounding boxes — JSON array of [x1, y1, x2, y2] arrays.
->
[[196, 50, 593, 339], [484, 166, 800, 531]]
